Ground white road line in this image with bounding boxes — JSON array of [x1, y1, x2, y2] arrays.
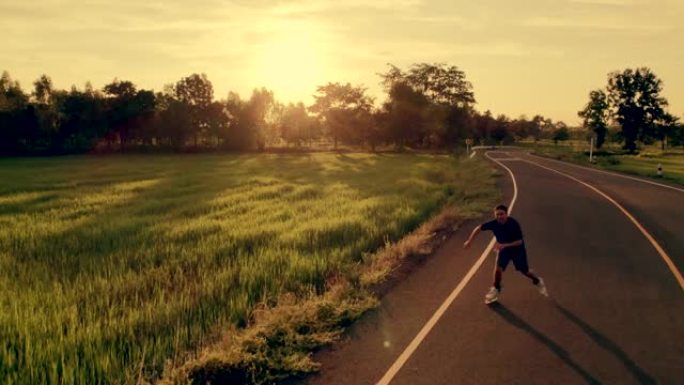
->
[[527, 153, 684, 194], [522, 158, 684, 291], [375, 152, 518, 385], [469, 151, 477, 159]]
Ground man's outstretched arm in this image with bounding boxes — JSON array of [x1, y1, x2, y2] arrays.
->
[[463, 226, 481, 248]]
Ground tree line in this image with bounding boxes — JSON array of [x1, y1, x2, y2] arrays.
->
[[578, 67, 683, 152], [1, 64, 681, 155]]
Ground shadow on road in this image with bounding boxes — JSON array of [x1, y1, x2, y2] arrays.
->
[[553, 302, 657, 385], [489, 303, 602, 385]]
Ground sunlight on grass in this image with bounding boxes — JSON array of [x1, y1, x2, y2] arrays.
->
[[0, 153, 496, 384]]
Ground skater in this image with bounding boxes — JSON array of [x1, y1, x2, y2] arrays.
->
[[463, 204, 548, 304]]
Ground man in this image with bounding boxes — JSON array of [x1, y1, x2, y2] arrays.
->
[[463, 204, 548, 304]]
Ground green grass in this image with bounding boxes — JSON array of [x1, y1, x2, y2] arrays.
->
[[519, 140, 684, 186], [599, 154, 684, 185], [0, 153, 497, 384]]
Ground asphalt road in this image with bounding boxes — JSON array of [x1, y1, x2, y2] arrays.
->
[[304, 150, 684, 385]]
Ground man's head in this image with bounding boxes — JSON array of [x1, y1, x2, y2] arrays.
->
[[494, 204, 508, 224]]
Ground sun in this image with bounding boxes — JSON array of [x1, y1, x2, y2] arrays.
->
[[250, 22, 331, 103]]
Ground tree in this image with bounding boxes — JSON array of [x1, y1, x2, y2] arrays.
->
[[654, 112, 678, 150], [279, 102, 315, 147], [552, 122, 570, 145], [606, 67, 669, 152], [529, 115, 544, 141], [52, 86, 106, 152], [103, 79, 137, 149], [578, 89, 609, 149], [205, 101, 229, 148], [175, 73, 214, 147], [221, 89, 276, 151], [129, 90, 156, 148], [381, 81, 431, 148], [0, 71, 33, 154], [491, 114, 513, 144], [309, 82, 373, 149], [379, 63, 476, 147], [473, 110, 495, 144], [245, 88, 276, 151], [380, 63, 475, 108], [669, 118, 684, 148], [32, 74, 53, 105], [0, 71, 28, 111], [159, 99, 192, 150]]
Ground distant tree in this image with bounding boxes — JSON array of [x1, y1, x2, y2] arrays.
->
[[221, 88, 276, 151], [103, 79, 136, 99], [654, 112, 678, 150], [510, 115, 531, 140], [669, 118, 684, 148], [279, 102, 314, 147], [491, 114, 513, 144], [205, 101, 229, 148], [578, 89, 610, 149], [53, 86, 106, 152], [528, 115, 544, 141], [0, 71, 28, 111], [310, 82, 373, 148], [606, 67, 669, 152], [379, 63, 476, 147], [103, 79, 137, 149], [440, 105, 472, 147], [538, 117, 556, 140], [129, 90, 156, 148], [552, 122, 570, 144], [472, 110, 495, 144], [32, 74, 53, 105], [160, 99, 192, 150], [381, 81, 431, 148], [380, 63, 475, 108], [0, 71, 32, 154], [245, 88, 276, 151], [29, 74, 59, 151], [222, 91, 247, 150], [175, 73, 214, 147]]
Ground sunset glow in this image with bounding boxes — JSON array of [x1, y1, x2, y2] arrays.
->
[[1, 0, 683, 123]]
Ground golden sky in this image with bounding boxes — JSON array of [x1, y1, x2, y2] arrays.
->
[[2, 0, 683, 124]]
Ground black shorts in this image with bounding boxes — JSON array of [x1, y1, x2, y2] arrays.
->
[[496, 251, 529, 272]]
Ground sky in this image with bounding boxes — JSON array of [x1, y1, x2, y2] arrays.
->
[[2, 0, 683, 125]]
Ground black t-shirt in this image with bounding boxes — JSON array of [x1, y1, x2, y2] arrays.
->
[[480, 217, 526, 256]]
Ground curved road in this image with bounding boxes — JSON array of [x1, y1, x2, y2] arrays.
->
[[304, 150, 684, 385]]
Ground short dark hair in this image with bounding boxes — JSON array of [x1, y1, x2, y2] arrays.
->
[[494, 204, 508, 213]]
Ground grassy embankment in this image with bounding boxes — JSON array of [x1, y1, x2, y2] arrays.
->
[[518, 140, 684, 186]]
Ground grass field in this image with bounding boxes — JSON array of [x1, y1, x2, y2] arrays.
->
[[0, 153, 497, 384], [520, 140, 684, 185]]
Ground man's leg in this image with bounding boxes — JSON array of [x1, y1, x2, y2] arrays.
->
[[512, 253, 539, 284], [522, 270, 540, 285], [485, 254, 508, 303], [494, 252, 510, 290], [514, 255, 548, 296], [493, 266, 503, 290]]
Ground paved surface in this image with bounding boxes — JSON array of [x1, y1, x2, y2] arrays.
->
[[303, 150, 684, 385]]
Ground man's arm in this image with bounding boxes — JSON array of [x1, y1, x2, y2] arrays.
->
[[494, 239, 523, 251], [463, 226, 481, 249]]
